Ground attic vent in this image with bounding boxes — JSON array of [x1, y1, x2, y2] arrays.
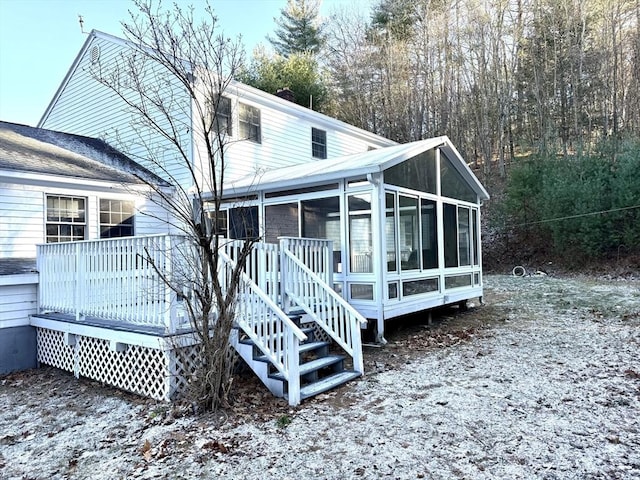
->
[[90, 45, 101, 64]]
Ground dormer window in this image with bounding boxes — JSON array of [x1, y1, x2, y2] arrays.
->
[[312, 127, 327, 159], [239, 103, 261, 143]]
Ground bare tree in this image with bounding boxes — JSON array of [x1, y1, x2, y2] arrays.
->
[[92, 0, 255, 411]]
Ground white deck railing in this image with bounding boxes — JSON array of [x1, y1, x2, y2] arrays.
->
[[37, 234, 365, 399], [281, 238, 366, 374], [222, 239, 280, 304], [37, 235, 180, 331]]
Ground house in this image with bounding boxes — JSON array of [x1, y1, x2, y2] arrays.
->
[[27, 30, 489, 405], [39, 30, 396, 191], [0, 120, 171, 374]]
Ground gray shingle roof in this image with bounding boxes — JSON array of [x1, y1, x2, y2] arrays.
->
[[0, 121, 168, 186]]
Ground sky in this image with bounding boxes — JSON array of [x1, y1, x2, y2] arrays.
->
[[0, 0, 373, 127]]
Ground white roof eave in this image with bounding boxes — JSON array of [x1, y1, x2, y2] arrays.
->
[[216, 136, 492, 201], [216, 136, 490, 202]]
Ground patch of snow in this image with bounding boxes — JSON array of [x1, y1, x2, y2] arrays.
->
[[1, 275, 639, 479]]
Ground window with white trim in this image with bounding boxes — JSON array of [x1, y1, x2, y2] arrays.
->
[[46, 195, 86, 243], [213, 95, 232, 136], [312, 127, 327, 159], [239, 102, 261, 143], [100, 199, 135, 238]]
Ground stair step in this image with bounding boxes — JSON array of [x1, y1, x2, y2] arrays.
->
[[269, 354, 345, 382], [238, 327, 313, 346], [253, 340, 330, 363], [288, 307, 306, 317], [299, 370, 361, 400]]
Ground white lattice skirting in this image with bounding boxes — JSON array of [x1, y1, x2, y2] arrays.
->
[[35, 328, 197, 401]]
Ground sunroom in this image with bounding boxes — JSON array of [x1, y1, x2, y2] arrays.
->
[[207, 136, 490, 340]]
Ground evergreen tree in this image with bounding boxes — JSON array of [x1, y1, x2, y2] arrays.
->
[[239, 47, 330, 112], [369, 0, 417, 42], [269, 0, 325, 57]]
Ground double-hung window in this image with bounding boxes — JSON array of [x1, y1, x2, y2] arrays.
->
[[213, 95, 232, 136], [312, 127, 327, 159], [239, 102, 261, 143], [100, 199, 135, 238], [46, 195, 86, 243]]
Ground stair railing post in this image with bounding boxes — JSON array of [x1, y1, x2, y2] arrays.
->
[[352, 317, 365, 374], [326, 240, 334, 286], [279, 238, 290, 313], [287, 331, 301, 406]]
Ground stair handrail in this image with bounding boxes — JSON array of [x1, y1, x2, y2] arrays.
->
[[281, 249, 366, 375], [218, 247, 307, 403]]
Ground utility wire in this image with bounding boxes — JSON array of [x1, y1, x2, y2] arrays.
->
[[507, 203, 640, 229]]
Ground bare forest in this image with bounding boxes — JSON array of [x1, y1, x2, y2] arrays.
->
[[293, 0, 635, 269], [326, 0, 640, 173]]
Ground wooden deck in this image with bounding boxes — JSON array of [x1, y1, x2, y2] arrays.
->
[[34, 235, 366, 405]]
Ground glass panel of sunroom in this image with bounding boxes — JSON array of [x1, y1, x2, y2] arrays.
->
[[384, 150, 437, 194], [385, 193, 397, 272], [440, 151, 477, 203], [445, 274, 472, 289], [458, 207, 471, 266], [472, 209, 479, 266], [403, 277, 439, 296], [302, 197, 342, 270], [348, 193, 372, 273], [229, 206, 259, 240], [399, 195, 419, 270], [421, 199, 438, 269], [443, 203, 458, 268]]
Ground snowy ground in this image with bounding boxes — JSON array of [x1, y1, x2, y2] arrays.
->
[[1, 274, 639, 479]]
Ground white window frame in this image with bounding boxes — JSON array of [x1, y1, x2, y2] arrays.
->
[[312, 127, 327, 159], [239, 102, 261, 143], [45, 194, 86, 243], [99, 198, 135, 239]]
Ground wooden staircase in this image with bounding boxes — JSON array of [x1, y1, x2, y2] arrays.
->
[[232, 312, 361, 403], [222, 237, 367, 406]]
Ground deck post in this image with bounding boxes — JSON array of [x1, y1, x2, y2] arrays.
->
[[75, 241, 83, 321], [164, 235, 178, 334]]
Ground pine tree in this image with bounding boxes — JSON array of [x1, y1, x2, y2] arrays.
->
[[269, 0, 325, 57]]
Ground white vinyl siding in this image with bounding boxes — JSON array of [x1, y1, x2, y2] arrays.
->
[[41, 31, 395, 190], [0, 182, 171, 258], [210, 95, 394, 182], [40, 35, 193, 189], [0, 281, 38, 329], [0, 184, 43, 258]]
